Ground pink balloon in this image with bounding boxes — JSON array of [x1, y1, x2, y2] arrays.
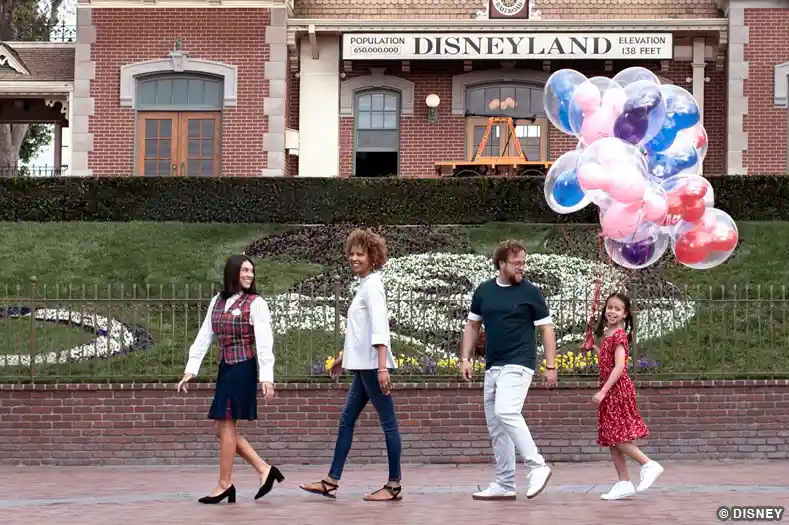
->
[[601, 88, 627, 117], [580, 110, 614, 145], [607, 166, 646, 203], [601, 202, 646, 240], [642, 190, 668, 223], [576, 162, 611, 191], [574, 82, 602, 114]]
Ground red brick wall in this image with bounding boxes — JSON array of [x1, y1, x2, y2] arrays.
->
[[336, 60, 725, 177], [743, 8, 789, 175], [1, 380, 786, 466], [89, 9, 271, 176]]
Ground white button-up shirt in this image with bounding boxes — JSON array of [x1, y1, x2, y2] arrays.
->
[[342, 272, 396, 371], [184, 293, 275, 383]]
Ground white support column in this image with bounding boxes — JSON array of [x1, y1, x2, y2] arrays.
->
[[692, 37, 706, 176], [692, 37, 706, 121], [67, 89, 75, 176], [297, 34, 340, 177]]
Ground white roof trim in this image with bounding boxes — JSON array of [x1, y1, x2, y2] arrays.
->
[[0, 44, 30, 76], [0, 81, 73, 94], [0, 42, 76, 49], [288, 17, 728, 33]]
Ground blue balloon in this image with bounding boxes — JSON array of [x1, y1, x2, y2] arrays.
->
[[648, 145, 698, 181], [644, 117, 678, 153], [668, 93, 700, 130], [550, 71, 582, 132], [644, 87, 700, 153], [552, 169, 586, 207]]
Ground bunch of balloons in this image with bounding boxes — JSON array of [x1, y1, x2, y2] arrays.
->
[[542, 66, 738, 270]]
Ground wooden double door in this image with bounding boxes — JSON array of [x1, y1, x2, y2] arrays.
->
[[137, 112, 220, 177], [466, 117, 549, 161]]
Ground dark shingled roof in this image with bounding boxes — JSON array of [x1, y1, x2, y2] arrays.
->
[[0, 44, 74, 82]]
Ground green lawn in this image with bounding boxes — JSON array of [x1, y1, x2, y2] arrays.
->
[[0, 221, 786, 383]]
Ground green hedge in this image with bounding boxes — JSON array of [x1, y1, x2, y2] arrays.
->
[[1, 175, 787, 224]]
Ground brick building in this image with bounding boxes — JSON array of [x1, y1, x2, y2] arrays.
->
[[3, 0, 788, 177]]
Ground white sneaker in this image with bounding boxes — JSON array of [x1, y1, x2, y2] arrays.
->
[[525, 465, 552, 499], [636, 460, 664, 492], [472, 482, 517, 501], [600, 481, 636, 500]]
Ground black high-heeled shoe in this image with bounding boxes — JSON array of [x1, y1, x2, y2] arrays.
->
[[255, 466, 285, 500], [198, 484, 236, 504]]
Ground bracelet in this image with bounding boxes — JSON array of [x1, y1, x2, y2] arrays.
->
[[546, 366, 556, 370], [378, 369, 389, 373]]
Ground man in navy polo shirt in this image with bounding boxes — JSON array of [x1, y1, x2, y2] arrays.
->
[[460, 239, 558, 501]]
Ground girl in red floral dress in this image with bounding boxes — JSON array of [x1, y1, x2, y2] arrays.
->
[[591, 292, 663, 500]]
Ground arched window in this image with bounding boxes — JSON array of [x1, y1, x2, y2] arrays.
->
[[354, 89, 400, 177], [135, 73, 224, 177], [465, 83, 549, 162]]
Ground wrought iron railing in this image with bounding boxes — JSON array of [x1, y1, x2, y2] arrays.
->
[[6, 22, 76, 43], [0, 166, 68, 177], [1, 279, 787, 383]]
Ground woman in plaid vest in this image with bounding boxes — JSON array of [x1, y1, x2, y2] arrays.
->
[[177, 254, 284, 504], [299, 229, 404, 502]]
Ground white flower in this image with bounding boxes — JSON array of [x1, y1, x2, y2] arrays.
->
[[0, 308, 136, 368], [272, 252, 697, 360]]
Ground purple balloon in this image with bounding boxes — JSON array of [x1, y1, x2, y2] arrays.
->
[[620, 238, 656, 266], [614, 109, 649, 145]]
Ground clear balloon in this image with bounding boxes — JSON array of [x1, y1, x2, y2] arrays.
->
[[604, 230, 670, 270], [643, 85, 701, 153], [613, 80, 667, 147], [544, 150, 591, 214], [600, 201, 661, 242], [543, 69, 588, 136], [568, 77, 626, 145], [674, 123, 708, 164], [612, 66, 661, 88], [671, 207, 739, 270], [647, 143, 700, 183], [641, 180, 669, 225], [577, 137, 650, 205], [661, 173, 715, 228]]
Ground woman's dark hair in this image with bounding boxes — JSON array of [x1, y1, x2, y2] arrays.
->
[[220, 254, 257, 299], [593, 292, 633, 342]]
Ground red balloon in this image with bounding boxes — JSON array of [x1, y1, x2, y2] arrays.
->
[[675, 230, 713, 265], [678, 180, 707, 204], [681, 199, 707, 223], [711, 228, 738, 252]]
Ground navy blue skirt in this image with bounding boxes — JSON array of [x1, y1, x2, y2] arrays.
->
[[208, 358, 258, 421]]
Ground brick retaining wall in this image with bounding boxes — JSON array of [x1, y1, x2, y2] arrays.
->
[[1, 380, 787, 466]]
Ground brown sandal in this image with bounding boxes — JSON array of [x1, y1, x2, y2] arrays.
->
[[299, 479, 339, 499], [363, 484, 403, 501]]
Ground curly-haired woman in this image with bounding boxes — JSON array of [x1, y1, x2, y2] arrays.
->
[[299, 228, 403, 502]]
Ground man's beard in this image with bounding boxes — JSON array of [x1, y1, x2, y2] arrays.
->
[[508, 274, 521, 285]]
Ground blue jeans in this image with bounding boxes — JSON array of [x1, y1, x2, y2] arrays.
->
[[328, 370, 402, 482]]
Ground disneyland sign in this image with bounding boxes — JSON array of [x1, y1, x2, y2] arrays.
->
[[342, 33, 673, 60]]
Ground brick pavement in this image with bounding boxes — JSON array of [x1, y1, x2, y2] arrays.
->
[[0, 460, 786, 524]]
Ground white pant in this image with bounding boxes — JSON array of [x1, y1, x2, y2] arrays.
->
[[483, 364, 546, 491]]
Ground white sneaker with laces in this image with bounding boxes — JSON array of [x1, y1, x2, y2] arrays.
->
[[600, 480, 636, 500], [636, 460, 664, 492], [525, 465, 552, 499], [472, 482, 517, 501]]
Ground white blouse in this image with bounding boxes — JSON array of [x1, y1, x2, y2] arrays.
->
[[342, 272, 396, 371], [184, 293, 275, 383]]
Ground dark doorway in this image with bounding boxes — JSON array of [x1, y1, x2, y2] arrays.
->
[[355, 151, 398, 177]]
